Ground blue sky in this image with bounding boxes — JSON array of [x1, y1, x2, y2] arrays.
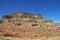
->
[[0, 0, 60, 23]]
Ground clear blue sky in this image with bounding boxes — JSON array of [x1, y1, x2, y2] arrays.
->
[[0, 0, 60, 23]]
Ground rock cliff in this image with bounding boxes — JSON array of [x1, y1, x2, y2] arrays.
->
[[0, 12, 60, 38]]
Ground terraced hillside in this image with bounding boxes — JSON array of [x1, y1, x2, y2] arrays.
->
[[0, 12, 60, 40]]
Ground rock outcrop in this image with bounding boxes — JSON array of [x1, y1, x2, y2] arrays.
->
[[0, 12, 60, 38]]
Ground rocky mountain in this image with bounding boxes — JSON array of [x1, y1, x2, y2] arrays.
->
[[0, 12, 60, 39]]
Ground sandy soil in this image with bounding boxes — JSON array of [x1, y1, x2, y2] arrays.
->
[[0, 36, 60, 40]]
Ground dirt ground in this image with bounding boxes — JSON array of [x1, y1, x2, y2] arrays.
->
[[0, 36, 60, 40]]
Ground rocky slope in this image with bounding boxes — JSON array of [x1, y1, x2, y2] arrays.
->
[[0, 12, 60, 39]]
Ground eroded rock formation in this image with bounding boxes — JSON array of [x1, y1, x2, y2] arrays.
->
[[0, 12, 60, 38]]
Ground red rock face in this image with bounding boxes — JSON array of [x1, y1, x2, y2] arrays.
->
[[2, 27, 60, 38], [3, 29, 34, 37], [3, 29, 13, 36]]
